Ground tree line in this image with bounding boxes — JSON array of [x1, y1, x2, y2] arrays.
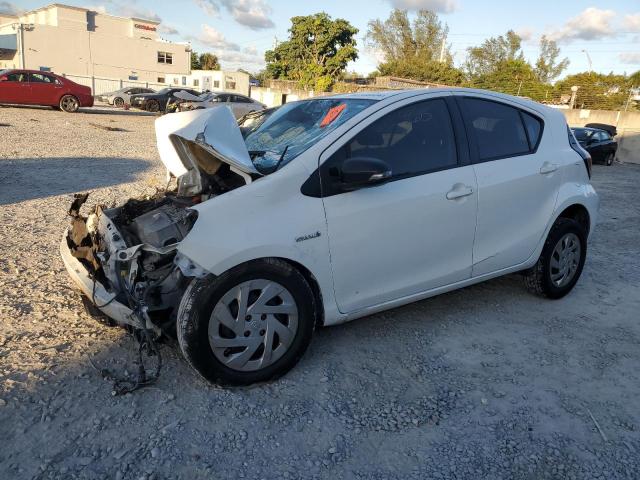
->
[[259, 9, 639, 110]]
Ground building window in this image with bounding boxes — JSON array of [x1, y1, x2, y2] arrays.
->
[[225, 81, 236, 90], [157, 52, 173, 64], [181, 76, 186, 86], [157, 77, 165, 83], [128, 75, 138, 81], [39, 66, 51, 72], [173, 78, 178, 85], [193, 79, 199, 87], [213, 80, 220, 88]]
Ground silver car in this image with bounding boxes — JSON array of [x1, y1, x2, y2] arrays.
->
[[172, 91, 266, 119], [99, 87, 155, 107]]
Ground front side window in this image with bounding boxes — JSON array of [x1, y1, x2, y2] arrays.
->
[[461, 98, 530, 161], [335, 98, 457, 178], [243, 98, 377, 173], [6, 72, 27, 82]]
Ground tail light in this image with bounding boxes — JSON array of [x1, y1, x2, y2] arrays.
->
[[568, 126, 592, 179]]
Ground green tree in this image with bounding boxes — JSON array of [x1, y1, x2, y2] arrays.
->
[[555, 72, 632, 110], [534, 36, 569, 84], [264, 13, 359, 91], [199, 53, 220, 70], [472, 59, 550, 101], [366, 9, 464, 85], [629, 70, 640, 86], [190, 51, 201, 70], [465, 30, 524, 78]]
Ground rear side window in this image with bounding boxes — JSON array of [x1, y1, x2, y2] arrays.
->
[[521, 112, 542, 150], [338, 98, 457, 178], [460, 98, 536, 161], [6, 72, 27, 82]]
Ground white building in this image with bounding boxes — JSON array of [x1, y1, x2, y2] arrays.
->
[[165, 70, 250, 96], [0, 3, 190, 83]]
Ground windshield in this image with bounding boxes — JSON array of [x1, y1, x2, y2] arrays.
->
[[572, 128, 593, 141], [243, 98, 377, 173]]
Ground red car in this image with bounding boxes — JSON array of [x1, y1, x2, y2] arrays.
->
[[0, 69, 94, 113]]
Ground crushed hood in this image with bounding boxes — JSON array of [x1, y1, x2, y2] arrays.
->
[[173, 90, 204, 102], [155, 107, 258, 180]]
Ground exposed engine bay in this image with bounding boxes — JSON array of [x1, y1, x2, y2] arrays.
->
[[64, 106, 261, 334]]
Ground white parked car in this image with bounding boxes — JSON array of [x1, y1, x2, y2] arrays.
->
[[170, 90, 267, 119], [99, 87, 155, 107], [61, 89, 598, 386]]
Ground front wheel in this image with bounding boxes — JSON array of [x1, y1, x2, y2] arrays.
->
[[523, 218, 587, 299], [59, 95, 79, 113], [177, 259, 316, 386], [113, 97, 124, 108]]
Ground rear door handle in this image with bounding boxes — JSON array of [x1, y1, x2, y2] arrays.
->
[[540, 162, 559, 174], [446, 184, 474, 200]]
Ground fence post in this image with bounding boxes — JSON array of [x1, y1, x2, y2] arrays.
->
[[119, 79, 123, 89], [91, 76, 95, 94]]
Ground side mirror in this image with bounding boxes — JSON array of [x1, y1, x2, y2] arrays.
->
[[338, 157, 392, 190], [587, 137, 597, 145]]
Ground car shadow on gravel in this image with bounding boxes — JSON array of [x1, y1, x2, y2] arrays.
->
[[0, 156, 153, 205]]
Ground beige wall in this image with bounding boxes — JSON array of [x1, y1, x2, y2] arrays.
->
[[563, 109, 640, 164], [0, 5, 189, 82]]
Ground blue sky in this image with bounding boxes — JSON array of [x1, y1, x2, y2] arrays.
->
[[7, 0, 640, 77]]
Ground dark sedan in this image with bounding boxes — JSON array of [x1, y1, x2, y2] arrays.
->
[[129, 87, 200, 112], [571, 127, 618, 166]]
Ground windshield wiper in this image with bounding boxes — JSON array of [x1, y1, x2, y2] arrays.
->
[[270, 145, 289, 173]]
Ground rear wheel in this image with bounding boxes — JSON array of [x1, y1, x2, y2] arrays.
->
[[605, 153, 614, 166], [113, 97, 124, 108], [177, 259, 316, 386], [146, 100, 160, 112], [59, 95, 79, 113], [524, 218, 587, 299]]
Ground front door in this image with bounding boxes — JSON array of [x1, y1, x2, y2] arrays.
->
[[321, 96, 478, 313], [456, 95, 562, 276], [0, 71, 30, 104]]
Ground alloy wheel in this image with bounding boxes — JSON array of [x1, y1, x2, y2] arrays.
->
[[549, 233, 581, 287], [208, 279, 299, 372], [60, 96, 79, 112]]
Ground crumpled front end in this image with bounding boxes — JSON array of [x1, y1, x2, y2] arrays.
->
[[62, 192, 206, 333], [61, 107, 260, 332]]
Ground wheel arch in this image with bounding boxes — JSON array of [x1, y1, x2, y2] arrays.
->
[[556, 203, 590, 235], [220, 256, 326, 328]]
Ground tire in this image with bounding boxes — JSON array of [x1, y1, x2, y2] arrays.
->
[[113, 97, 124, 108], [177, 258, 316, 386], [59, 95, 79, 113], [523, 218, 587, 299], [146, 100, 160, 112], [605, 153, 614, 166]]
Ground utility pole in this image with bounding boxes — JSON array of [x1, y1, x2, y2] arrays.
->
[[581, 49, 592, 73], [569, 85, 579, 109], [438, 36, 446, 63]]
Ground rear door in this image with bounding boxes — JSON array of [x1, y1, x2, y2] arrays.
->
[[29, 73, 62, 106], [0, 71, 30, 104], [456, 95, 561, 276], [321, 95, 478, 313]]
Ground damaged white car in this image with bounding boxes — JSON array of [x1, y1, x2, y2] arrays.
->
[[61, 89, 599, 386]]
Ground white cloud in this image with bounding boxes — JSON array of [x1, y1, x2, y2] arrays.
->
[[158, 24, 180, 36], [623, 13, 640, 32], [195, 0, 274, 30], [516, 27, 535, 43], [197, 24, 241, 51], [0, 1, 23, 15], [387, 0, 457, 13], [619, 52, 640, 64], [117, 5, 161, 22], [547, 7, 616, 42]]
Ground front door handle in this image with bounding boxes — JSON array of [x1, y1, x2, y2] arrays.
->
[[540, 162, 559, 174], [446, 184, 474, 200]]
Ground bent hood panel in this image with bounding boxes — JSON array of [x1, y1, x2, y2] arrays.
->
[[155, 107, 256, 177]]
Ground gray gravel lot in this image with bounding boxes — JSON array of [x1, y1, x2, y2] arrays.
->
[[0, 105, 639, 480]]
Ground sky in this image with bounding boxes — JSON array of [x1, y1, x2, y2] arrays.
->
[[4, 0, 640, 78]]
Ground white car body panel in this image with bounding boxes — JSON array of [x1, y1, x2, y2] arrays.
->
[[63, 88, 599, 330], [155, 107, 257, 178]]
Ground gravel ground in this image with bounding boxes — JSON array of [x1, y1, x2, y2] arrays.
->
[[1, 105, 639, 480]]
